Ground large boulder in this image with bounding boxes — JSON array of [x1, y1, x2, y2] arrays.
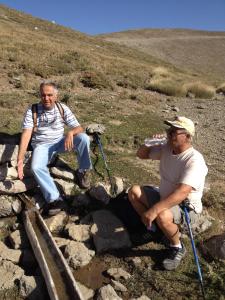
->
[[45, 211, 68, 233], [9, 229, 30, 249], [64, 241, 95, 269], [19, 275, 46, 300], [0, 195, 22, 217], [97, 284, 122, 300], [65, 224, 91, 242], [0, 259, 24, 291], [91, 210, 131, 253], [0, 178, 37, 194], [0, 241, 22, 264], [201, 233, 225, 260]]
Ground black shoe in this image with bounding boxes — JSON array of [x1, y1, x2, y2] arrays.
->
[[163, 243, 187, 270], [75, 169, 91, 189], [42, 199, 66, 216]]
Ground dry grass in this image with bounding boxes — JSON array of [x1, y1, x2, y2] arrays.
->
[[151, 66, 169, 78], [216, 82, 225, 94], [146, 78, 186, 96], [184, 82, 215, 99]]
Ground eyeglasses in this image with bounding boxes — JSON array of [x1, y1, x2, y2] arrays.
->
[[41, 93, 54, 97], [166, 128, 187, 137]]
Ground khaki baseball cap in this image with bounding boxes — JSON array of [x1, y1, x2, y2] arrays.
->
[[164, 116, 195, 136]]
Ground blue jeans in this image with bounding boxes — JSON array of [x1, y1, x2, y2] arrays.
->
[[31, 133, 92, 202]]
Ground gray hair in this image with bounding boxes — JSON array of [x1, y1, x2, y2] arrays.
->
[[40, 81, 58, 94]]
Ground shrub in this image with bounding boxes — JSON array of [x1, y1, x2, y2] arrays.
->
[[184, 82, 215, 99], [145, 79, 186, 96], [152, 66, 169, 78], [79, 71, 113, 90], [216, 83, 225, 94], [116, 73, 146, 89]]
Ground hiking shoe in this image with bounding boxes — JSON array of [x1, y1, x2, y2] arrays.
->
[[162, 243, 187, 270], [75, 169, 91, 189], [42, 199, 65, 216]]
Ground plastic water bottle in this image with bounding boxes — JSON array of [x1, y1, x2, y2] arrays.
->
[[144, 137, 167, 147], [147, 223, 157, 232]]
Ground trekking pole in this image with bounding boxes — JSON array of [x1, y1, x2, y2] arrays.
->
[[93, 132, 116, 196], [181, 203, 206, 300]]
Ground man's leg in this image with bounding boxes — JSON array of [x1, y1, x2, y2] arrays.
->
[[156, 209, 186, 270], [31, 144, 60, 202], [73, 133, 92, 170], [56, 133, 92, 188], [156, 209, 180, 245], [128, 185, 151, 217]]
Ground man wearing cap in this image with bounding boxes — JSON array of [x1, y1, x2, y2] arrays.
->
[[128, 116, 208, 270]]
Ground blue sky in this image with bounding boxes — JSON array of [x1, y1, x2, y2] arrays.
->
[[1, 0, 225, 35]]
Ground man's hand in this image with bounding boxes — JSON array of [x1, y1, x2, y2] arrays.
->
[[141, 206, 158, 228], [17, 160, 24, 180], [64, 131, 74, 151]]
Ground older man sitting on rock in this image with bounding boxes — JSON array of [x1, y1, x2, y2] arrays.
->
[[128, 116, 208, 270]]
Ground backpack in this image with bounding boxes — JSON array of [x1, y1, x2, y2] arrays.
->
[[107, 191, 163, 246], [31, 101, 65, 132]]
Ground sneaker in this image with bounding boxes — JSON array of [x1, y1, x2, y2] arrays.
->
[[162, 243, 187, 270], [42, 199, 65, 216], [75, 169, 91, 189]]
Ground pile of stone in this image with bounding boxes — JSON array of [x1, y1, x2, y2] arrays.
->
[[0, 142, 219, 299]]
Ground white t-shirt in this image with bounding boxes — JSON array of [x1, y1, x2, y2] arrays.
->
[[149, 144, 208, 213], [22, 103, 80, 146]]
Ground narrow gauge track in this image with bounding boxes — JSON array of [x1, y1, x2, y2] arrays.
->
[[17, 193, 84, 300]]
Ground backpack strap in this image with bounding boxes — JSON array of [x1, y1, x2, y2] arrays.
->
[[31, 103, 38, 132], [55, 101, 65, 122]]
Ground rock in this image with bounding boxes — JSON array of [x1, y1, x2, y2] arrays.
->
[[86, 123, 106, 135], [127, 257, 142, 267], [19, 275, 46, 299], [9, 229, 30, 249], [0, 241, 21, 264], [65, 224, 91, 242], [45, 211, 68, 233], [130, 296, 151, 300], [187, 92, 195, 99], [71, 193, 91, 208], [64, 241, 95, 269], [0, 178, 37, 194], [0, 259, 24, 291], [107, 268, 131, 280], [54, 178, 74, 195], [172, 106, 179, 112], [0, 144, 19, 164], [181, 209, 213, 234], [111, 279, 127, 292], [112, 176, 124, 195], [97, 284, 122, 300], [89, 183, 111, 204], [0, 195, 22, 216], [91, 209, 131, 253], [54, 237, 71, 249], [0, 163, 8, 181], [50, 166, 74, 181], [77, 281, 95, 300], [202, 233, 225, 260], [6, 165, 18, 180]]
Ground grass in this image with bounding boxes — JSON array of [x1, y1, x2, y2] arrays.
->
[[184, 82, 215, 99], [146, 78, 186, 96]]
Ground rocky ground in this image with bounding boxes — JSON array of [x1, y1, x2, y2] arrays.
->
[[0, 94, 225, 300]]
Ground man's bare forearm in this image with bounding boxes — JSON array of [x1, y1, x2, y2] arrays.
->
[[18, 129, 33, 162], [154, 184, 192, 215]]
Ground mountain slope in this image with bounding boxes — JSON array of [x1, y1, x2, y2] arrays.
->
[[99, 28, 225, 80]]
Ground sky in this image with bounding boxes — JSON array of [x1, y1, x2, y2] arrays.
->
[[1, 0, 225, 35]]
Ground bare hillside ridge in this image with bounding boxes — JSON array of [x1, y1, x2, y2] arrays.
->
[[99, 28, 225, 80]]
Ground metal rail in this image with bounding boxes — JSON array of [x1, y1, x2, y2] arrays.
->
[[18, 193, 84, 300]]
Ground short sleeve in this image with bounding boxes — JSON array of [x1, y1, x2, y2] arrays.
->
[[22, 107, 33, 129]]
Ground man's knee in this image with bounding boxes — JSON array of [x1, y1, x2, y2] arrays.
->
[[128, 185, 142, 202], [156, 209, 174, 227], [31, 161, 46, 174], [74, 133, 90, 146]]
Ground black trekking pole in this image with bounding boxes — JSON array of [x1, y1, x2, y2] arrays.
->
[[93, 132, 116, 196], [181, 202, 206, 300]]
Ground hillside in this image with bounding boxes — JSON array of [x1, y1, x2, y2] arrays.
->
[[99, 28, 225, 81], [0, 5, 224, 300]]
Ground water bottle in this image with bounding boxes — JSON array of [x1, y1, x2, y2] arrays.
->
[[144, 137, 167, 147], [147, 223, 157, 232]]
